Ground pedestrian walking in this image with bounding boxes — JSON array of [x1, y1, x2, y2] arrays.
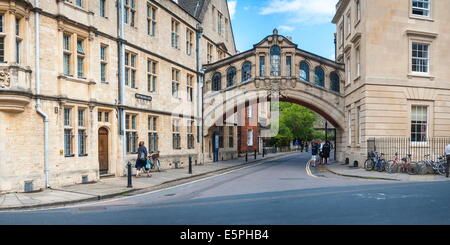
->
[[136, 141, 148, 177], [322, 141, 331, 165], [445, 144, 450, 178], [305, 141, 309, 152], [311, 141, 319, 167], [300, 140, 304, 152]]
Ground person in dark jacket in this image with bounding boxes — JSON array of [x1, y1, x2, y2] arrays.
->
[[311, 141, 319, 167], [136, 141, 148, 177], [322, 141, 331, 165]]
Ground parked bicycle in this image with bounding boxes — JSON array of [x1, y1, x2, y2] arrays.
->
[[364, 152, 387, 172], [385, 152, 401, 173], [397, 154, 418, 175], [148, 151, 161, 172], [416, 154, 446, 176]]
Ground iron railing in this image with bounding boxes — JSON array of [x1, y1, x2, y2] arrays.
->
[[368, 137, 450, 162]]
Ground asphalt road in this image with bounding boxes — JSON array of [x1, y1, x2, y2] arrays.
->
[[1, 153, 449, 225]]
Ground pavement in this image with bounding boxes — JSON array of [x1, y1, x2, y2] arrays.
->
[[321, 161, 450, 182], [0, 151, 296, 210]]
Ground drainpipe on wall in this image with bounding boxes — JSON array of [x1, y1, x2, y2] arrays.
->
[[117, 0, 126, 169], [195, 24, 204, 163], [34, 0, 50, 188]]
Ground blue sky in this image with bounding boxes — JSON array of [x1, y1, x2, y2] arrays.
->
[[227, 0, 338, 60]]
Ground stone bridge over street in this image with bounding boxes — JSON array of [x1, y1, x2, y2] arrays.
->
[[202, 30, 347, 161]]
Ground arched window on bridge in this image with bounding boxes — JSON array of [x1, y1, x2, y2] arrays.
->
[[270, 45, 281, 76], [299, 61, 310, 82], [242, 61, 252, 83], [212, 72, 222, 91], [330, 72, 340, 93], [314, 67, 325, 87], [227, 67, 236, 87]]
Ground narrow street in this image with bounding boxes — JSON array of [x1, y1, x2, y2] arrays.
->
[[0, 153, 449, 225]]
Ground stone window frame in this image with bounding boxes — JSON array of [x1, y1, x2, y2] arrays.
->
[[125, 113, 139, 154], [347, 109, 352, 147], [60, 28, 90, 80], [171, 67, 180, 98], [125, 50, 137, 88], [228, 126, 234, 148], [354, 0, 361, 27], [217, 11, 223, 36], [147, 58, 158, 93], [148, 115, 159, 152], [100, 44, 108, 83], [187, 73, 194, 102], [147, 2, 157, 37], [171, 19, 180, 50], [346, 9, 352, 39], [99, 0, 107, 18], [187, 119, 195, 149], [407, 33, 436, 80], [15, 17, 22, 64], [172, 118, 182, 150], [207, 42, 214, 64], [63, 106, 75, 157], [124, 0, 137, 27], [77, 106, 89, 157], [186, 27, 194, 56]]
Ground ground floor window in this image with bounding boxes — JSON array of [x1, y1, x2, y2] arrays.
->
[[247, 129, 253, 146], [411, 105, 428, 142], [126, 132, 138, 153], [78, 129, 87, 156], [64, 129, 73, 156], [148, 132, 158, 152]]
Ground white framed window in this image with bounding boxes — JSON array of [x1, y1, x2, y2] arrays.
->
[[148, 116, 158, 152], [412, 0, 430, 17], [411, 105, 428, 143], [125, 0, 136, 27], [247, 130, 253, 146], [125, 114, 138, 153], [172, 119, 181, 149], [411, 42, 429, 73]]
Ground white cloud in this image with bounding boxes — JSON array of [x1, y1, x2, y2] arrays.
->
[[278, 25, 296, 32], [228, 0, 237, 19], [260, 0, 338, 24]]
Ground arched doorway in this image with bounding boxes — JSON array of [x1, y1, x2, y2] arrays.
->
[[98, 127, 109, 175]]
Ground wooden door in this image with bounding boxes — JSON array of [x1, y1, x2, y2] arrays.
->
[[98, 127, 109, 174]]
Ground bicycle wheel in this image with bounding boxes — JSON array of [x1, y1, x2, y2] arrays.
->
[[364, 159, 374, 171], [386, 160, 395, 173], [155, 159, 161, 172], [436, 163, 446, 175], [407, 162, 418, 175], [378, 159, 387, 172]]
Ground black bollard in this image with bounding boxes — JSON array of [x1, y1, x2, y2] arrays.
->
[[189, 156, 192, 174], [127, 162, 132, 188], [262, 149, 265, 158], [254, 150, 257, 159], [245, 152, 248, 162]]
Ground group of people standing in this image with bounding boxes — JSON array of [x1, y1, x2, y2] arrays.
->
[[310, 140, 332, 167]]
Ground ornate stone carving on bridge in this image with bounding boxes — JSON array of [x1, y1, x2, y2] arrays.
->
[[0, 70, 11, 88]]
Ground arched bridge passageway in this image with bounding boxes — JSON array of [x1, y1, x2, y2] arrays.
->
[[202, 30, 346, 162]]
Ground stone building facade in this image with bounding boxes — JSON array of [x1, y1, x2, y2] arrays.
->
[[333, 0, 450, 165], [0, 0, 236, 193]]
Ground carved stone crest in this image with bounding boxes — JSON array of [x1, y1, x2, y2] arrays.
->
[[0, 70, 10, 88]]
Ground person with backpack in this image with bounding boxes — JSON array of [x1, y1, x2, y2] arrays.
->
[[322, 140, 331, 165], [136, 141, 148, 177]]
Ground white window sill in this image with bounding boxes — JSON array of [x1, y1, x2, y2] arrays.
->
[[409, 15, 434, 22], [408, 73, 434, 80]]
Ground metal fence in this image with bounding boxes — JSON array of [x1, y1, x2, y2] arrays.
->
[[368, 137, 450, 162]]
